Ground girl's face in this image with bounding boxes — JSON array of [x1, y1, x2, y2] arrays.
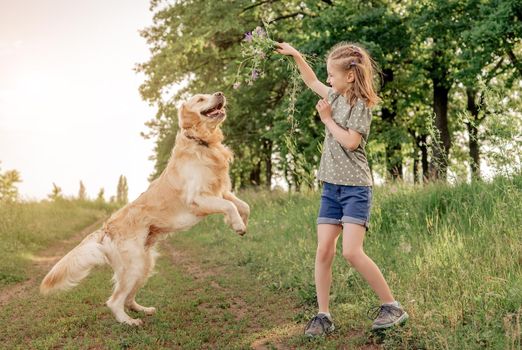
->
[[326, 59, 354, 95]]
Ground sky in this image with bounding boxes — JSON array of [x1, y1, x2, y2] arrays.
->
[[0, 0, 159, 201]]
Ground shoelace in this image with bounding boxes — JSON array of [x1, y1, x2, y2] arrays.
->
[[305, 315, 329, 333], [366, 304, 402, 321]]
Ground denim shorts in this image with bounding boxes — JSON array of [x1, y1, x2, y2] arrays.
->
[[317, 182, 372, 229]]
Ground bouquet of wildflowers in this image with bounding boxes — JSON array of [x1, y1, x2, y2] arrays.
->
[[234, 24, 318, 131], [234, 26, 277, 88]]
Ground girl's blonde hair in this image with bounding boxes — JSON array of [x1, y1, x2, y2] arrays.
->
[[326, 42, 381, 108]]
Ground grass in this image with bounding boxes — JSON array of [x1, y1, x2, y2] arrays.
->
[[0, 199, 114, 291], [0, 257, 301, 349], [0, 199, 115, 288], [0, 174, 521, 349], [169, 174, 522, 349]]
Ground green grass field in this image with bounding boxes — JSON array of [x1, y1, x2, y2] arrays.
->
[[0, 175, 520, 349], [0, 199, 115, 288]]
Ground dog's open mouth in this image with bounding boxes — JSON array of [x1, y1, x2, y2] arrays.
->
[[202, 102, 226, 118]]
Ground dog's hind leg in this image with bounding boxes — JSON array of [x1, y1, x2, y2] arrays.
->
[[125, 247, 158, 315], [106, 243, 147, 326]]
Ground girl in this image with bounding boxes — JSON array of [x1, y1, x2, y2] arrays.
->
[[275, 42, 408, 336]]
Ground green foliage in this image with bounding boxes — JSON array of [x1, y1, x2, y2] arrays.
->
[[478, 84, 522, 175], [96, 187, 105, 203], [460, 0, 522, 84], [48, 182, 63, 201], [138, 0, 522, 188], [0, 162, 21, 202]]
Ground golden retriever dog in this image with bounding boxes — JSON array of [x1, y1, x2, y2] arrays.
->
[[40, 92, 250, 325]]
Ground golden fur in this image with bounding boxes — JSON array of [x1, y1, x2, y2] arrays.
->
[[40, 92, 250, 325]]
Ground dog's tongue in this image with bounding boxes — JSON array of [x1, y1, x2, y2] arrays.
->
[[209, 109, 221, 116]]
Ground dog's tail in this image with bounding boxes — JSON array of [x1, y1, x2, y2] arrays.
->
[[40, 229, 108, 295]]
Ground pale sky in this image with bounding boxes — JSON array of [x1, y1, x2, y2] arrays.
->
[[0, 0, 158, 201]]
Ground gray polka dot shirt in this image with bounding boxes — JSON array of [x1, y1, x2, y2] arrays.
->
[[317, 88, 373, 186]]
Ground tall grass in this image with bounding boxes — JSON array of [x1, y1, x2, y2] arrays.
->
[[170, 174, 522, 349], [1, 176, 519, 348], [0, 199, 115, 288]]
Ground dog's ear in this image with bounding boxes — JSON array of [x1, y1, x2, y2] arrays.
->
[[178, 103, 199, 129]]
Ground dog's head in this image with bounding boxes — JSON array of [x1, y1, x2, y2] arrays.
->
[[178, 92, 227, 130]]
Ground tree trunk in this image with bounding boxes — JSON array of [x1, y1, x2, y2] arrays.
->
[[466, 88, 481, 180], [292, 171, 301, 192], [382, 106, 403, 181], [410, 132, 429, 184], [283, 165, 291, 192], [413, 153, 419, 184], [380, 68, 403, 181], [507, 48, 522, 77], [419, 134, 429, 183], [385, 142, 403, 180], [430, 76, 451, 181], [249, 161, 261, 186], [262, 138, 273, 190]]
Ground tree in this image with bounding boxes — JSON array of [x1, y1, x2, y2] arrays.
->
[[0, 162, 21, 202], [138, 0, 521, 187], [116, 175, 128, 205], [457, 0, 522, 179], [96, 188, 105, 203], [48, 183, 63, 201], [407, 0, 475, 181], [78, 180, 87, 200], [137, 0, 323, 190]]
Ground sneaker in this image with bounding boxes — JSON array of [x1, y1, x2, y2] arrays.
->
[[304, 313, 335, 337], [367, 302, 409, 330]]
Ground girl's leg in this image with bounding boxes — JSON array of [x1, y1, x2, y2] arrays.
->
[[315, 223, 342, 313], [341, 223, 394, 304]]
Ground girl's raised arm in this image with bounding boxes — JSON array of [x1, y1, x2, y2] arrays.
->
[[275, 42, 329, 99]]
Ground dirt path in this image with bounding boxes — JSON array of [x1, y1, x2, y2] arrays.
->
[[0, 219, 303, 349], [164, 240, 303, 349], [0, 218, 106, 307], [163, 240, 381, 349]]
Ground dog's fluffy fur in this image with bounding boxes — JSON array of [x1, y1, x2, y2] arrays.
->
[[40, 92, 250, 325]]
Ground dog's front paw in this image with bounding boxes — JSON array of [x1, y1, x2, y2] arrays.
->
[[233, 221, 247, 236]]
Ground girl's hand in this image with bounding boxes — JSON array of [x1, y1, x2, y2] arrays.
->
[[275, 42, 300, 57], [316, 98, 333, 124]]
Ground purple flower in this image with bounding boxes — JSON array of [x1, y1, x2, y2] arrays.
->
[[254, 26, 266, 37], [244, 32, 253, 42], [251, 69, 259, 80], [233, 82, 241, 89]]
